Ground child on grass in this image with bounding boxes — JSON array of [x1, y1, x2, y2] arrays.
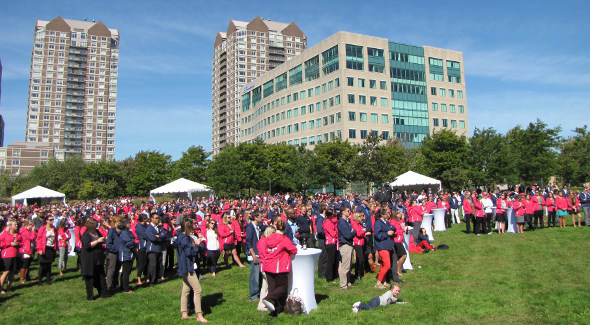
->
[[352, 284, 406, 312]]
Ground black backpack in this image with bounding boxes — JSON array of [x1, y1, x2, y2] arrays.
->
[[437, 244, 449, 250]]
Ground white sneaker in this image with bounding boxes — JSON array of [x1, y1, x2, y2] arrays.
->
[[262, 299, 275, 312], [353, 302, 361, 308], [352, 307, 359, 313]]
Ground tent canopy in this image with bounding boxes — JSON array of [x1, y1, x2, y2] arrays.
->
[[149, 178, 211, 202], [389, 171, 442, 191], [11, 185, 66, 205]]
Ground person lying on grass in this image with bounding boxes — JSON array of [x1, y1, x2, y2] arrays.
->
[[352, 283, 407, 312]]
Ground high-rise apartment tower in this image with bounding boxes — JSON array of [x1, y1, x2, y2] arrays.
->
[[212, 17, 306, 155]]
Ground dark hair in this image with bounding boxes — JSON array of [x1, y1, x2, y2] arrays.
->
[[138, 214, 148, 223], [275, 218, 286, 232], [150, 212, 159, 219], [117, 217, 131, 231], [58, 218, 67, 229], [85, 218, 98, 230], [182, 218, 194, 235], [250, 211, 259, 221], [325, 209, 334, 218]]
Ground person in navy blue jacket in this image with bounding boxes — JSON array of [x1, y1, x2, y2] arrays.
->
[[145, 213, 168, 286], [358, 200, 376, 273], [105, 221, 121, 294], [135, 214, 149, 285], [315, 204, 327, 278], [374, 209, 400, 288], [117, 217, 135, 293], [245, 211, 266, 301], [175, 218, 207, 323], [337, 206, 356, 290]]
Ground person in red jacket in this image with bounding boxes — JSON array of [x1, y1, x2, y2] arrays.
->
[[523, 194, 536, 231], [1, 220, 22, 293], [462, 192, 476, 234], [260, 218, 297, 316], [36, 215, 58, 285], [57, 219, 71, 276], [218, 213, 244, 268], [19, 219, 36, 283], [390, 211, 407, 277], [473, 196, 485, 235], [323, 209, 339, 283], [555, 192, 569, 228], [513, 195, 526, 233], [407, 201, 424, 244], [570, 193, 582, 227], [351, 211, 366, 280], [532, 193, 545, 229], [544, 193, 556, 228], [495, 193, 508, 234]]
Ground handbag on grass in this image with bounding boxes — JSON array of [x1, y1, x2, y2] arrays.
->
[[284, 288, 305, 315]]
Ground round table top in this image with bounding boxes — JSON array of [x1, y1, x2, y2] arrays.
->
[[295, 247, 321, 256]]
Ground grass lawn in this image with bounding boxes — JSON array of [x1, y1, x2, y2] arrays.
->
[[1, 221, 590, 324]]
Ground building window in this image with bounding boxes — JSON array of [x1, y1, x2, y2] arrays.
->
[[345, 44, 364, 70], [431, 87, 437, 96], [442, 119, 448, 127], [348, 111, 356, 121], [348, 94, 355, 104], [433, 118, 439, 127], [382, 131, 390, 139], [359, 95, 366, 105], [369, 80, 376, 89], [367, 47, 385, 72], [459, 120, 465, 128], [289, 64, 303, 86], [432, 103, 438, 111], [459, 105, 464, 114], [458, 90, 463, 99], [451, 120, 457, 128], [360, 113, 367, 122], [347, 77, 354, 86], [381, 114, 389, 123], [304, 55, 320, 82], [449, 89, 455, 98], [380, 81, 387, 90], [322, 45, 339, 75], [440, 88, 446, 97], [358, 78, 365, 88], [441, 104, 447, 112], [360, 130, 368, 139], [381, 97, 388, 107], [450, 104, 456, 113], [370, 96, 377, 106], [371, 113, 378, 123]]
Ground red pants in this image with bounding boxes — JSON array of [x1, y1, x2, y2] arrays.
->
[[418, 240, 435, 250], [377, 250, 391, 282]]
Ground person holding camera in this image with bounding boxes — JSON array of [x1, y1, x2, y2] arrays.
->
[[80, 218, 108, 300]]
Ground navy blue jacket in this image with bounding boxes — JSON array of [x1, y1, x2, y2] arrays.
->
[[136, 223, 147, 250], [316, 215, 325, 240], [374, 219, 395, 251], [337, 218, 356, 246], [357, 205, 372, 232], [105, 228, 120, 254], [175, 233, 203, 276], [145, 224, 169, 253], [118, 229, 136, 262], [245, 222, 265, 256], [579, 192, 590, 207], [448, 197, 460, 209]]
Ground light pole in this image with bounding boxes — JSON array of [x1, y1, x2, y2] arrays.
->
[[268, 162, 271, 195]]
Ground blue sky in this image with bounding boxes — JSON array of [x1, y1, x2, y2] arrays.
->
[[1, 0, 588, 160]]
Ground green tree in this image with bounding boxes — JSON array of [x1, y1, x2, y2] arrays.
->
[[505, 119, 560, 185], [558, 125, 590, 185], [171, 146, 210, 182], [205, 145, 246, 196], [81, 160, 126, 198], [420, 130, 469, 190], [309, 139, 357, 192], [467, 128, 517, 189], [125, 151, 172, 197], [78, 180, 98, 200]]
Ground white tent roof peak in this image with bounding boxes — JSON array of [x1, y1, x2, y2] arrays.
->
[[389, 171, 441, 188], [12, 186, 66, 200], [150, 178, 210, 195]]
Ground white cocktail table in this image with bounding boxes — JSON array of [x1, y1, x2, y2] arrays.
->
[[288, 247, 321, 314]]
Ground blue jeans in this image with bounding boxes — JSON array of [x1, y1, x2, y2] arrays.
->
[[249, 260, 262, 300]]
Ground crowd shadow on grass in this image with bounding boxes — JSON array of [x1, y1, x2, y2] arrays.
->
[[202, 292, 224, 315], [315, 293, 329, 304], [0, 292, 21, 303]]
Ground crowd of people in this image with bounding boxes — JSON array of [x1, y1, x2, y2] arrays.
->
[[0, 185, 588, 319]]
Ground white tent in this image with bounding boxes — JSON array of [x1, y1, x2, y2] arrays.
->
[[149, 178, 212, 203], [389, 171, 442, 192], [11, 185, 66, 206]]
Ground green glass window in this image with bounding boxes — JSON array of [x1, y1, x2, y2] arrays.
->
[[367, 47, 385, 73], [358, 78, 365, 87], [371, 113, 378, 123], [349, 129, 356, 139], [322, 45, 339, 75], [335, 78, 340, 87], [289, 64, 303, 86], [459, 105, 464, 114], [263, 80, 274, 98], [370, 96, 377, 106], [323, 100, 327, 109], [329, 97, 334, 107], [359, 95, 366, 105], [450, 104, 455, 113], [433, 118, 439, 127], [458, 90, 463, 99], [369, 80, 376, 89], [348, 94, 355, 104], [287, 110, 292, 118], [348, 111, 356, 121], [336, 112, 341, 122], [252, 86, 262, 107], [275, 73, 287, 92], [287, 95, 291, 103], [346, 44, 364, 70], [382, 131, 389, 140], [315, 86, 320, 95], [451, 120, 457, 128], [294, 108, 299, 116], [360, 130, 368, 139], [309, 104, 314, 113], [449, 89, 455, 98], [381, 114, 389, 123], [432, 103, 438, 111], [440, 88, 446, 97], [380, 81, 387, 90], [380, 97, 388, 107], [304, 56, 320, 82], [293, 92, 298, 101], [431, 87, 437, 96], [301, 105, 306, 115], [300, 90, 306, 99], [360, 113, 367, 122], [310, 120, 315, 128], [335, 95, 341, 105], [322, 83, 326, 93], [301, 121, 307, 130], [242, 92, 251, 112], [442, 119, 448, 127], [459, 120, 465, 128], [328, 80, 333, 90], [429, 58, 443, 66], [347, 77, 354, 86], [308, 88, 313, 97], [441, 104, 447, 112]]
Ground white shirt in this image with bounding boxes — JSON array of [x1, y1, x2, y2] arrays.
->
[[482, 198, 494, 213], [206, 229, 220, 251]]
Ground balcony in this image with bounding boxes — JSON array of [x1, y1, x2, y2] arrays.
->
[[64, 126, 83, 131], [66, 97, 85, 103], [68, 68, 86, 76], [68, 62, 87, 69], [69, 48, 87, 55], [66, 90, 85, 96], [67, 76, 85, 82], [65, 111, 84, 117], [67, 83, 85, 89], [69, 55, 87, 62]]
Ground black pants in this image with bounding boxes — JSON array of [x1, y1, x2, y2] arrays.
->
[[465, 214, 475, 234], [474, 217, 485, 235], [317, 239, 327, 277], [147, 252, 162, 284], [486, 213, 494, 233], [165, 245, 175, 272], [299, 233, 315, 248], [136, 248, 148, 279], [207, 249, 220, 274], [84, 265, 107, 300], [387, 249, 400, 283], [525, 214, 535, 231], [533, 210, 544, 228], [325, 243, 337, 282], [353, 245, 365, 279], [548, 211, 557, 227], [264, 272, 289, 313], [120, 260, 133, 292], [38, 263, 53, 284], [445, 212, 452, 228]]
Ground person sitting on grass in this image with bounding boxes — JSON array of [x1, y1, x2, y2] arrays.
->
[[417, 228, 436, 251], [352, 283, 407, 312]]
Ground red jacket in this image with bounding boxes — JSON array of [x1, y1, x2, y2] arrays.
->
[[513, 201, 525, 216], [424, 201, 436, 214], [0, 231, 22, 258], [474, 201, 485, 218], [543, 198, 555, 212], [524, 199, 536, 214], [36, 225, 58, 254], [555, 197, 568, 211], [218, 222, 235, 245], [231, 220, 242, 244], [408, 205, 424, 223], [258, 233, 297, 274], [350, 220, 365, 246], [19, 227, 37, 255], [58, 228, 71, 248], [324, 218, 338, 245], [463, 199, 474, 215], [390, 219, 404, 244], [496, 198, 507, 214], [533, 196, 544, 211], [436, 200, 449, 212]]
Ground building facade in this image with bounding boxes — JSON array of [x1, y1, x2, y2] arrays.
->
[[239, 32, 468, 148], [0, 142, 65, 175], [25, 17, 119, 162], [212, 17, 307, 155]]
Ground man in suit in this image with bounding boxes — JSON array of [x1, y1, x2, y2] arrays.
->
[[245, 211, 265, 301], [145, 213, 168, 285], [448, 193, 461, 224], [580, 188, 590, 227]]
